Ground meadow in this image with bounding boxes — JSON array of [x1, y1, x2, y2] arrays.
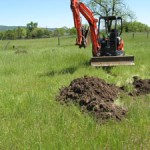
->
[[0, 33, 150, 149]]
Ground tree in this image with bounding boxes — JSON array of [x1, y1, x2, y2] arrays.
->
[[27, 22, 38, 31], [43, 29, 50, 38], [53, 28, 65, 37], [69, 27, 76, 35], [4, 30, 16, 40], [32, 28, 44, 38], [82, 0, 136, 21], [15, 27, 26, 39], [0, 32, 4, 40], [123, 21, 149, 32], [26, 21, 38, 38]]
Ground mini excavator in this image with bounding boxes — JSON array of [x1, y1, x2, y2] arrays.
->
[[70, 0, 134, 66]]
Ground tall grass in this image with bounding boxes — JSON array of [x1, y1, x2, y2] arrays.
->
[[0, 34, 150, 149]]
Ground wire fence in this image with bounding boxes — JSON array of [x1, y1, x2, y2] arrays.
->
[[122, 32, 150, 39], [56, 32, 150, 46]]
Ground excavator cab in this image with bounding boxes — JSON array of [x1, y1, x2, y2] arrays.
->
[[90, 16, 134, 66], [98, 16, 124, 56]]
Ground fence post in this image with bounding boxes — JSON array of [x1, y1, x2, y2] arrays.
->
[[132, 32, 134, 39], [4, 41, 10, 50], [58, 35, 60, 46], [147, 31, 149, 38]]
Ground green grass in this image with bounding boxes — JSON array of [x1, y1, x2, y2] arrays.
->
[[0, 34, 150, 149]]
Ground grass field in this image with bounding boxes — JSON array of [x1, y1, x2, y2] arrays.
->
[[0, 33, 150, 149]]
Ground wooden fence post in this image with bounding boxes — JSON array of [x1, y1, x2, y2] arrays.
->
[[58, 36, 60, 46], [132, 32, 135, 39], [147, 31, 149, 38], [4, 41, 10, 50]]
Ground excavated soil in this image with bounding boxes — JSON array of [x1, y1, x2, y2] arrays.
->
[[130, 76, 150, 96], [57, 76, 127, 122]]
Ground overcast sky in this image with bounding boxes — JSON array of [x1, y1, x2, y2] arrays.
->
[[0, 0, 150, 28]]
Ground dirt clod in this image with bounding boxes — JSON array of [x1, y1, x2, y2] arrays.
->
[[131, 77, 150, 96], [57, 76, 127, 122]]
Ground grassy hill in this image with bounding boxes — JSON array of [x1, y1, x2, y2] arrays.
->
[[0, 25, 24, 31], [0, 33, 150, 149], [0, 25, 56, 31]]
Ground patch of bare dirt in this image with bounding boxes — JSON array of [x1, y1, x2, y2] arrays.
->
[[57, 76, 127, 122], [130, 76, 150, 96], [15, 49, 27, 54]]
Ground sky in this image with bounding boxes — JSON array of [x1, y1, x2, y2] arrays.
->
[[0, 0, 150, 28]]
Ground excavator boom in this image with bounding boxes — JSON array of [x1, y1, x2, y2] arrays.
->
[[71, 0, 100, 56]]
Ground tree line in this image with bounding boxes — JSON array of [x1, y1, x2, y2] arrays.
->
[[0, 1, 150, 40], [0, 22, 77, 40], [123, 21, 149, 32], [0, 21, 149, 40]]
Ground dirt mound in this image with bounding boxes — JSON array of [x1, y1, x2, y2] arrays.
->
[[57, 76, 127, 122], [15, 49, 27, 54], [131, 76, 150, 96]]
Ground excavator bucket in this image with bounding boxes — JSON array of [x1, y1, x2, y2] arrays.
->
[[90, 56, 134, 67]]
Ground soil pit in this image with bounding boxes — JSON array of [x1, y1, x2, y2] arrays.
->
[[57, 76, 127, 122], [130, 76, 150, 96]]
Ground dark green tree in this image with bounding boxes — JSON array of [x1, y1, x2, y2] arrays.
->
[[27, 22, 38, 31], [4, 30, 16, 40], [26, 22, 38, 38]]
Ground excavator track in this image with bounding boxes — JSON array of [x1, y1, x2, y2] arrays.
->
[[90, 56, 134, 66]]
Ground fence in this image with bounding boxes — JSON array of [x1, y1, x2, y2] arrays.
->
[[122, 32, 150, 39], [57, 32, 150, 46]]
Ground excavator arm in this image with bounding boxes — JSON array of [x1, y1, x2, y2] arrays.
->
[[70, 0, 101, 56]]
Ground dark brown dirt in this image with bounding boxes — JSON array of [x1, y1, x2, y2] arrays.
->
[[130, 76, 150, 96], [57, 76, 127, 122]]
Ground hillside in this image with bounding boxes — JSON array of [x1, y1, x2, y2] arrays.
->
[[0, 25, 25, 31], [0, 25, 56, 31]]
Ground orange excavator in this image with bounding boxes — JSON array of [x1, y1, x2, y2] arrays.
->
[[70, 0, 134, 66]]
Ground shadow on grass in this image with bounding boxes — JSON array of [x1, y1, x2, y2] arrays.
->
[[102, 66, 113, 74], [102, 66, 117, 77], [40, 66, 78, 77], [81, 60, 90, 66]]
